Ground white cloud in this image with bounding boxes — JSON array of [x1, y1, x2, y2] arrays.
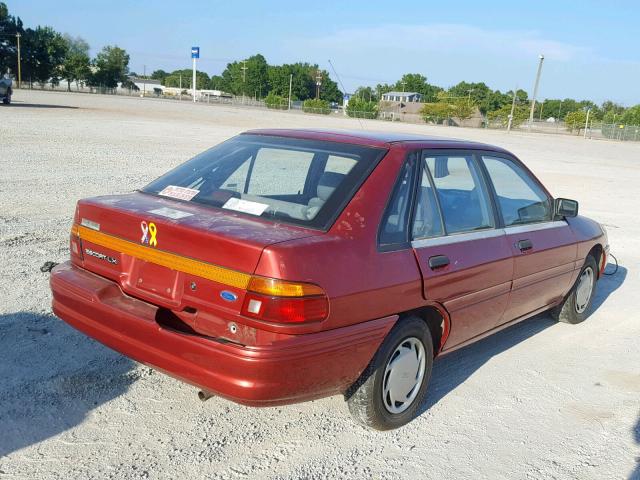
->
[[304, 23, 588, 62]]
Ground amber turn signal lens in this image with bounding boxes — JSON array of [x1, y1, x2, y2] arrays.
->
[[247, 276, 325, 297]]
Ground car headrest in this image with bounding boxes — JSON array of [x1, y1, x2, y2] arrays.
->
[[317, 172, 345, 201], [433, 156, 450, 178]]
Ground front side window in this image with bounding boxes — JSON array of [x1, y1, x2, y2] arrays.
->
[[143, 134, 385, 230], [482, 155, 551, 226], [424, 153, 494, 234]]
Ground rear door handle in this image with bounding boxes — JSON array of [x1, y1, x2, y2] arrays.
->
[[516, 239, 533, 252], [428, 255, 450, 270]]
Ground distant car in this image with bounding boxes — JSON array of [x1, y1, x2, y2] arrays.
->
[[50, 129, 609, 430], [0, 74, 12, 104]]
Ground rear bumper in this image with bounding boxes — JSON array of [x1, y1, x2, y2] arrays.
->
[[50, 262, 396, 406]]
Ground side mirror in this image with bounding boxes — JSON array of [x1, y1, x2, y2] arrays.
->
[[555, 198, 579, 218]]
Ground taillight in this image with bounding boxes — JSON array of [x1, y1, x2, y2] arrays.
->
[[241, 276, 328, 324], [70, 223, 83, 261]]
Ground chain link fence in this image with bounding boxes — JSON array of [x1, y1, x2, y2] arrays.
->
[[16, 82, 640, 142]]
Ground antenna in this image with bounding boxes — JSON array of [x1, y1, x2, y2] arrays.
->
[[328, 59, 364, 130]]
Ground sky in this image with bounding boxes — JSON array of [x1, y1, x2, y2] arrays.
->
[[12, 0, 640, 105]]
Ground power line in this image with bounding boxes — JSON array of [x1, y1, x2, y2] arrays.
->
[[328, 59, 364, 130]]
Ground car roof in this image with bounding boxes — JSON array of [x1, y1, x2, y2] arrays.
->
[[243, 128, 509, 153]]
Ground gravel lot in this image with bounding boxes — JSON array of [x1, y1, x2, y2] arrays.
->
[[1, 90, 638, 480]]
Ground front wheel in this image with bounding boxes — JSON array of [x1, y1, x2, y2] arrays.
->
[[2, 91, 10, 104], [552, 255, 598, 324], [346, 316, 433, 430]]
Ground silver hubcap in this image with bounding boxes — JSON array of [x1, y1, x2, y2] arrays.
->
[[382, 337, 426, 414], [575, 266, 594, 313]]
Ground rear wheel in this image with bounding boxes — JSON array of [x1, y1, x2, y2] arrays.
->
[[2, 88, 11, 104], [552, 255, 598, 324], [346, 316, 433, 430]]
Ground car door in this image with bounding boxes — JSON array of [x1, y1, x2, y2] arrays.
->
[[411, 150, 514, 349], [480, 153, 577, 323]]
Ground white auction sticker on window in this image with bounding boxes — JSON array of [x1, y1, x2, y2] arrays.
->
[[148, 207, 194, 220], [222, 197, 269, 216], [158, 185, 199, 201]]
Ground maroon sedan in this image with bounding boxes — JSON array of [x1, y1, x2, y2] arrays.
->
[[50, 129, 608, 430]]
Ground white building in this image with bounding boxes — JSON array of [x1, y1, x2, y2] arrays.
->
[[381, 91, 422, 103]]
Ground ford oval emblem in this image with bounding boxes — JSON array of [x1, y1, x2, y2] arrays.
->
[[220, 290, 238, 302]]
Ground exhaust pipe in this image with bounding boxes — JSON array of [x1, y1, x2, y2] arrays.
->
[[198, 390, 215, 402]]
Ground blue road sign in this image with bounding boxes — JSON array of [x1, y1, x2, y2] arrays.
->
[[191, 47, 200, 59]]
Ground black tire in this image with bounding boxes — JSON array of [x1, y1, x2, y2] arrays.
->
[[2, 95, 9, 105], [346, 316, 433, 430], [551, 255, 598, 324]]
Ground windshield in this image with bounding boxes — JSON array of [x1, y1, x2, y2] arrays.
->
[[143, 134, 386, 229]]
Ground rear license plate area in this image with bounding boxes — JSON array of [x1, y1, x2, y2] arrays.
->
[[134, 261, 181, 301]]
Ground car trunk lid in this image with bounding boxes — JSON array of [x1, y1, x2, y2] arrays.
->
[[72, 192, 320, 330]]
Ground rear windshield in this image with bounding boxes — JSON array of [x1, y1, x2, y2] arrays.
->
[[142, 134, 386, 230]]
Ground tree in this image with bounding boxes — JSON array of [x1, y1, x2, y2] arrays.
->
[[219, 53, 269, 98], [353, 86, 376, 102], [164, 69, 209, 90], [90, 45, 129, 88], [21, 26, 68, 85], [420, 91, 476, 124], [393, 73, 442, 102], [0, 2, 23, 75], [208, 74, 224, 90], [346, 97, 377, 119], [267, 63, 316, 100], [61, 34, 90, 91], [564, 110, 588, 134], [620, 105, 640, 125], [151, 69, 169, 84], [487, 104, 529, 127]]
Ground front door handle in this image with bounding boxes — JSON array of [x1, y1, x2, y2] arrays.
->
[[428, 255, 450, 270], [516, 239, 533, 252]]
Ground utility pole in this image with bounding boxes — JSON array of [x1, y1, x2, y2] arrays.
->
[[288, 73, 292, 110], [315, 70, 322, 99], [179, 74, 182, 101], [539, 100, 544, 121], [584, 108, 591, 139], [401, 81, 406, 93], [241, 60, 247, 102], [507, 86, 517, 132], [15, 32, 21, 88], [528, 54, 545, 127], [143, 65, 146, 97]]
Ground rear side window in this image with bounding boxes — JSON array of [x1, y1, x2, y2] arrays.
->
[[424, 154, 494, 234], [379, 152, 418, 247], [482, 155, 551, 226], [412, 166, 444, 239], [143, 134, 386, 230]]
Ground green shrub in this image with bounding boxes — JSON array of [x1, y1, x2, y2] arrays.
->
[[346, 98, 378, 119], [264, 93, 288, 110], [564, 110, 588, 133], [487, 104, 529, 127], [302, 98, 331, 114]]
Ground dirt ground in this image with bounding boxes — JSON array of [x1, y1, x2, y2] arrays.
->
[[1, 90, 638, 480]]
